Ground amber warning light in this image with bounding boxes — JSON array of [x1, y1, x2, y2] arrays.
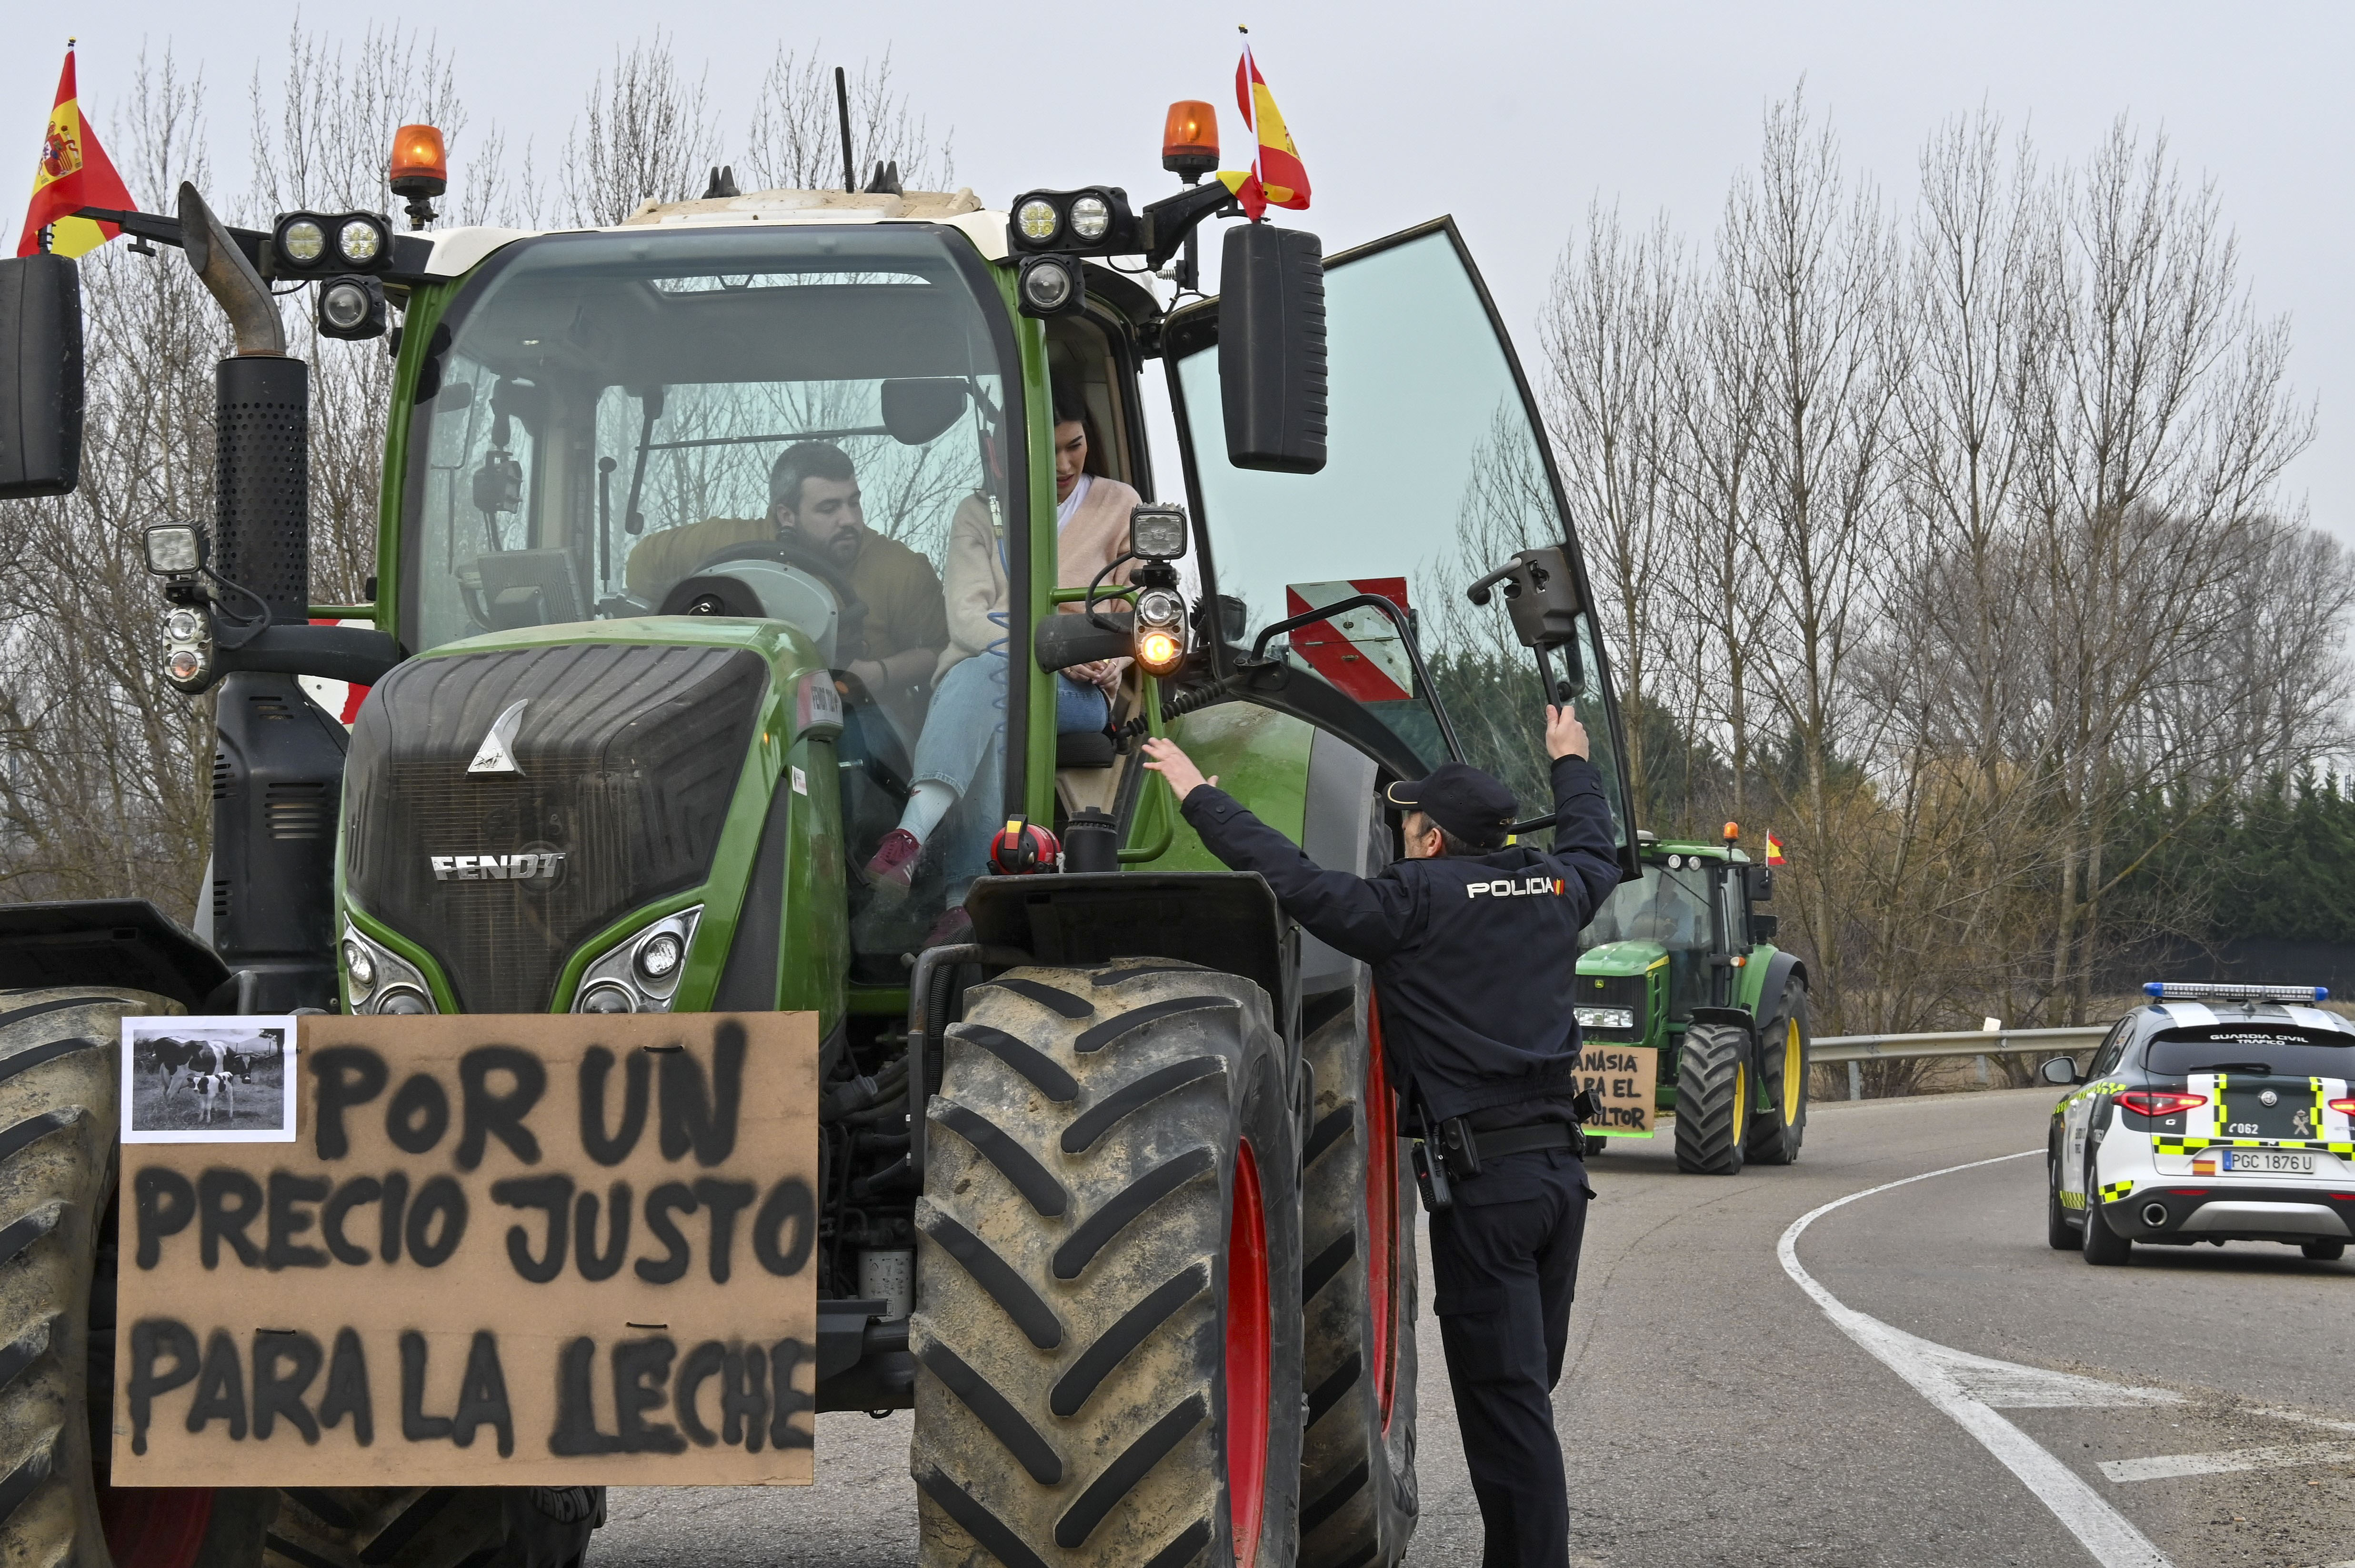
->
[[389, 123, 448, 229], [1163, 100, 1219, 179]]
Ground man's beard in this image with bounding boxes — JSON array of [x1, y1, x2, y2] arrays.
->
[[823, 531, 860, 567]]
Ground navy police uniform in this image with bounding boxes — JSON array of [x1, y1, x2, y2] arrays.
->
[[1180, 754, 1623, 1568]]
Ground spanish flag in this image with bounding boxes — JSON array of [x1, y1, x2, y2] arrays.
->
[[1765, 833, 1787, 867], [16, 45, 136, 259], [1216, 32, 1310, 222]]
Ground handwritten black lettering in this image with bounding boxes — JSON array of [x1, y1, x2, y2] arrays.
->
[[457, 1046, 546, 1170], [767, 1338, 815, 1451], [265, 1172, 330, 1271], [319, 1327, 373, 1444], [574, 1183, 632, 1282], [752, 1179, 816, 1277], [692, 1179, 756, 1284], [674, 1340, 726, 1447], [252, 1330, 323, 1443], [493, 1175, 574, 1283], [186, 1329, 247, 1439], [311, 1046, 389, 1160], [613, 1338, 687, 1455], [126, 1318, 200, 1455], [452, 1331, 515, 1457], [386, 1073, 451, 1156], [399, 1330, 454, 1441], [321, 1176, 379, 1266], [721, 1345, 768, 1452], [659, 1024, 745, 1166], [405, 1175, 469, 1267], [636, 1182, 697, 1285], [198, 1169, 264, 1270], [379, 1171, 410, 1263], [133, 1167, 194, 1270], [580, 1047, 651, 1166], [549, 1337, 623, 1455]]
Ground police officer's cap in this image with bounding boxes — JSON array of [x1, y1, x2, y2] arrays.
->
[[1384, 763, 1517, 849]]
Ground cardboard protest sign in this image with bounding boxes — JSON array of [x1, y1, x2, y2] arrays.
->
[[1576, 1041, 1659, 1136], [113, 1012, 818, 1486]]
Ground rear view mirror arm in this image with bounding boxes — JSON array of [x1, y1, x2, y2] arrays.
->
[[1245, 591, 1463, 762]]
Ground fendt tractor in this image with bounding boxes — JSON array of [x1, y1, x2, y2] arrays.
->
[[1575, 831, 1810, 1174], [0, 97, 1649, 1568]]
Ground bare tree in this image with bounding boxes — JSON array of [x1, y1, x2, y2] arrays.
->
[[561, 33, 716, 225], [743, 46, 956, 194]]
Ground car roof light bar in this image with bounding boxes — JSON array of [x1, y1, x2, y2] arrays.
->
[[2144, 981, 2329, 1002]]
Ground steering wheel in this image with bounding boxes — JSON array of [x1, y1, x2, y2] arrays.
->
[[683, 538, 871, 650]]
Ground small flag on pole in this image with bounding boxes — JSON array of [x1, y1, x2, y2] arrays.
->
[[1765, 833, 1787, 867], [17, 43, 136, 258], [1216, 28, 1310, 222]]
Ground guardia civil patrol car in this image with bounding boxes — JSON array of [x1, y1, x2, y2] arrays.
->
[[2045, 982, 2355, 1266]]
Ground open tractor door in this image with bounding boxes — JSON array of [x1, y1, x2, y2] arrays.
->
[[0, 111, 1630, 1568]]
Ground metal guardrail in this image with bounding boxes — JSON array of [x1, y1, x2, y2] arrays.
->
[[1809, 1024, 2109, 1100]]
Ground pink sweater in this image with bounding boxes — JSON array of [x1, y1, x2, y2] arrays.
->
[[935, 475, 1141, 687]]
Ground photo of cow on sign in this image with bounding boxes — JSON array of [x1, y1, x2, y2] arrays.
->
[[121, 1016, 296, 1142]]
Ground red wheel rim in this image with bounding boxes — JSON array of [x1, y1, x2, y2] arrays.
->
[[1224, 1138, 1271, 1568], [100, 1486, 213, 1568], [1364, 996, 1401, 1430]]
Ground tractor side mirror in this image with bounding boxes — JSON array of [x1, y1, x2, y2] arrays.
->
[[0, 254, 85, 499], [1750, 914, 1779, 944], [1219, 223, 1325, 474], [1744, 863, 1773, 902], [2039, 1056, 2083, 1087]]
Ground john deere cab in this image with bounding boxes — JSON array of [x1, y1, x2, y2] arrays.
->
[[1575, 829, 1808, 1173], [0, 100, 1637, 1568]]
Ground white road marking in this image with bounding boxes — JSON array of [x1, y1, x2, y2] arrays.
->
[[1779, 1150, 2176, 1568], [2100, 1443, 2355, 1483]]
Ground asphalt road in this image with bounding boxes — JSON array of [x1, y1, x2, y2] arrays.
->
[[595, 1088, 2354, 1568]]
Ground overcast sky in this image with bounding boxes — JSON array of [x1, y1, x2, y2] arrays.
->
[[19, 2, 2355, 538]]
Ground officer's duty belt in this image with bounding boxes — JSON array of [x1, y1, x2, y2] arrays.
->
[[1471, 1122, 1583, 1160]]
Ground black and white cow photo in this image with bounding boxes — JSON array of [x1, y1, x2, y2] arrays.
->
[[121, 1017, 297, 1142]]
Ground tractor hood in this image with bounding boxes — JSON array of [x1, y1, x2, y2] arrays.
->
[[1578, 939, 1670, 977]]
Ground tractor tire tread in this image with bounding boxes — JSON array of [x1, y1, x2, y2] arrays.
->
[[1675, 1022, 1749, 1175]]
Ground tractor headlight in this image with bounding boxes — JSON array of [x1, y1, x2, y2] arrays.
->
[[1015, 198, 1060, 244], [1134, 587, 1188, 677], [335, 215, 386, 266], [317, 275, 388, 341], [1017, 255, 1083, 318], [1575, 1006, 1635, 1032], [276, 216, 327, 267], [1069, 194, 1112, 242], [573, 907, 702, 1013], [143, 523, 206, 576], [342, 921, 436, 1014]]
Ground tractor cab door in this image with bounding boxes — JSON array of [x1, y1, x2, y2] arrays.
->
[[1165, 217, 1638, 876]]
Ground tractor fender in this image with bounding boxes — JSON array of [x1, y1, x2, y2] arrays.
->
[[1752, 949, 1808, 1020], [0, 899, 227, 1009], [1687, 1005, 1757, 1040], [965, 870, 1290, 1019]]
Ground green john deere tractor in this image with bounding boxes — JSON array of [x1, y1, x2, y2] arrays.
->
[[0, 103, 1641, 1568], [1574, 831, 1809, 1173]]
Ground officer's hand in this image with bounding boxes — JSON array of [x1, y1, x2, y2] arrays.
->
[[1545, 705, 1590, 760], [1141, 737, 1217, 800]]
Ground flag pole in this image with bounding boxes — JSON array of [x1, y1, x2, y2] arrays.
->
[[1238, 24, 1262, 221]]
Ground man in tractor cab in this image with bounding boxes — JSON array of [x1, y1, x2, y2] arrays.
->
[[624, 441, 949, 721], [1143, 706, 1619, 1568]]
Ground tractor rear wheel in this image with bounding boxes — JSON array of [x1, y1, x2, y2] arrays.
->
[[1743, 985, 1809, 1166], [913, 960, 1305, 1568], [1672, 1023, 1749, 1175], [1295, 986, 1417, 1568]]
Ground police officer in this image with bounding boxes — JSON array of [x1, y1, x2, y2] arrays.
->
[[1141, 705, 1620, 1568]]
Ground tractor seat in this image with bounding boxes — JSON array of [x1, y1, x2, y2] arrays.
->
[[1055, 730, 1116, 769]]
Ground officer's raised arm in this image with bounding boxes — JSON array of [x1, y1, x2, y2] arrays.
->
[[1542, 703, 1625, 919]]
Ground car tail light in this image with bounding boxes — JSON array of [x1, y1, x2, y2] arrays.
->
[[2329, 1096, 2355, 1116], [2118, 1090, 2206, 1117]]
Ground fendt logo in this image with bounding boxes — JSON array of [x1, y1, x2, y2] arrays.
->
[[430, 851, 565, 882], [1467, 876, 1565, 900]]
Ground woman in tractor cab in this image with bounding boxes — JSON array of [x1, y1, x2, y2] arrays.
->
[[861, 376, 1137, 932]]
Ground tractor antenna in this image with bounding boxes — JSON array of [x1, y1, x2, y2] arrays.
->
[[835, 67, 856, 193]]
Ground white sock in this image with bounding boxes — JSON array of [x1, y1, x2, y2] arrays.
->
[[896, 780, 958, 843]]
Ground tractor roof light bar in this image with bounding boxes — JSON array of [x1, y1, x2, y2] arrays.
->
[[2144, 981, 2330, 1003]]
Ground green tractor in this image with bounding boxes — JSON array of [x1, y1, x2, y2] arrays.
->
[[0, 105, 1641, 1568], [1574, 830, 1809, 1173]]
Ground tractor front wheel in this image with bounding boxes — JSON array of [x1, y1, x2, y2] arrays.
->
[[1743, 985, 1809, 1166], [912, 960, 1305, 1568], [1673, 1023, 1749, 1175]]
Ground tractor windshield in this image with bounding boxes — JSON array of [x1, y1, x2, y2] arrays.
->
[[1580, 862, 1715, 1017], [398, 225, 1012, 658]]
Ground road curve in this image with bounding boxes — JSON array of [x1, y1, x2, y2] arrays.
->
[[594, 1088, 2354, 1568]]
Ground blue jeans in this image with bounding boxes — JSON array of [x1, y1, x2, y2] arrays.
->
[[912, 653, 1110, 892]]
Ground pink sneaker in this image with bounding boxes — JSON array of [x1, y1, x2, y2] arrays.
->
[[863, 828, 923, 895]]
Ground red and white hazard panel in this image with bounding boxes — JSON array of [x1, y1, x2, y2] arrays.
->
[[297, 618, 372, 728], [1284, 578, 1413, 702]]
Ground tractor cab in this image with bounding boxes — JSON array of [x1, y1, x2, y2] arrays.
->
[[1575, 829, 1811, 1172]]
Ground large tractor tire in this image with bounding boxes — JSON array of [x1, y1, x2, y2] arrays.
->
[[1295, 986, 1416, 1568], [913, 960, 1305, 1568], [1743, 984, 1809, 1166], [1672, 1023, 1750, 1176], [0, 987, 597, 1568]]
